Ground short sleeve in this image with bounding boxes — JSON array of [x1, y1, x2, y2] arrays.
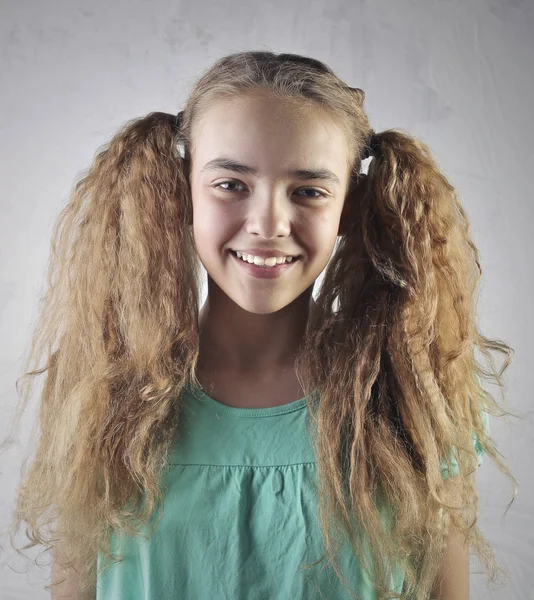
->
[[440, 409, 490, 481]]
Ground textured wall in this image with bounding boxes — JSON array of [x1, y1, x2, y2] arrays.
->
[[1, 0, 532, 598]]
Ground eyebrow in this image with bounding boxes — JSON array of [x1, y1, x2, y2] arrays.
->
[[200, 157, 341, 186]]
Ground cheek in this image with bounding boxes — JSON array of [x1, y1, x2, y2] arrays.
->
[[296, 213, 340, 259], [192, 197, 238, 254]]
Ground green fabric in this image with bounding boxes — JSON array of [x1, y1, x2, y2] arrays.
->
[[96, 384, 487, 600], [440, 407, 490, 480]]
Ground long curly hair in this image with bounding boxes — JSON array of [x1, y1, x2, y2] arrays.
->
[[3, 50, 517, 600]]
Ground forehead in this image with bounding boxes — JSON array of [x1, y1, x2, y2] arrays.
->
[[191, 92, 351, 181]]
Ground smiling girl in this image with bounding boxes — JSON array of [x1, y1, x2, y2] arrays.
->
[[6, 51, 515, 600]]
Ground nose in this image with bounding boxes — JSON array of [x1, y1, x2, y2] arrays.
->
[[245, 188, 292, 239]]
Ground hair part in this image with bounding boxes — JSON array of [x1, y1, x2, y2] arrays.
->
[[3, 50, 517, 600]]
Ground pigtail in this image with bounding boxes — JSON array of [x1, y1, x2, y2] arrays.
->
[[5, 111, 202, 599], [298, 127, 512, 600]]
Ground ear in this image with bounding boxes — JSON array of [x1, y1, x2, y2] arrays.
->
[[338, 174, 368, 236]]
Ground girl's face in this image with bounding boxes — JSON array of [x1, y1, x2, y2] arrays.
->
[[189, 90, 352, 315]]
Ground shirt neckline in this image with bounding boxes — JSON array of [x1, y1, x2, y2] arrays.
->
[[184, 382, 311, 418]]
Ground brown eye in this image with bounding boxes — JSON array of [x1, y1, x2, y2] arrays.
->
[[296, 188, 327, 199], [213, 181, 245, 192]]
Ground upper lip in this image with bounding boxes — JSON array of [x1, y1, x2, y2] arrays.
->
[[231, 248, 300, 258]]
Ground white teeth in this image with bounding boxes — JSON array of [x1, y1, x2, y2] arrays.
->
[[234, 251, 296, 267]]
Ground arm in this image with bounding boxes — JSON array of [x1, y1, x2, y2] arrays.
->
[[430, 525, 470, 600], [432, 400, 488, 599], [51, 550, 97, 600]]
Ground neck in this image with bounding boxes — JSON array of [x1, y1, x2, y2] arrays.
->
[[197, 276, 314, 376]]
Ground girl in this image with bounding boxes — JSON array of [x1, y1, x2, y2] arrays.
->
[[5, 51, 516, 600]]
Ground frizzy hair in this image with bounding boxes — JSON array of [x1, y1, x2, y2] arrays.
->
[[3, 50, 517, 600]]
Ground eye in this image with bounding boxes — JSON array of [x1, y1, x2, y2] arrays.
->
[[214, 180, 246, 193], [213, 180, 327, 198], [297, 188, 327, 199]]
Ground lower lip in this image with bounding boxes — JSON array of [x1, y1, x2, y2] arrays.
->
[[230, 251, 299, 279]]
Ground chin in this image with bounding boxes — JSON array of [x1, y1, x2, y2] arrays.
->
[[234, 297, 292, 316]]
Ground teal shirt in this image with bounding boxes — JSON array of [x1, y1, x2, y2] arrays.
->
[[96, 384, 487, 600]]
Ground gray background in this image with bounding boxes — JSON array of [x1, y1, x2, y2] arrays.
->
[[1, 0, 532, 598]]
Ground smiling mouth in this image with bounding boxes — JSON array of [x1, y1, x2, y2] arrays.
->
[[228, 249, 301, 278], [229, 250, 300, 266]]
